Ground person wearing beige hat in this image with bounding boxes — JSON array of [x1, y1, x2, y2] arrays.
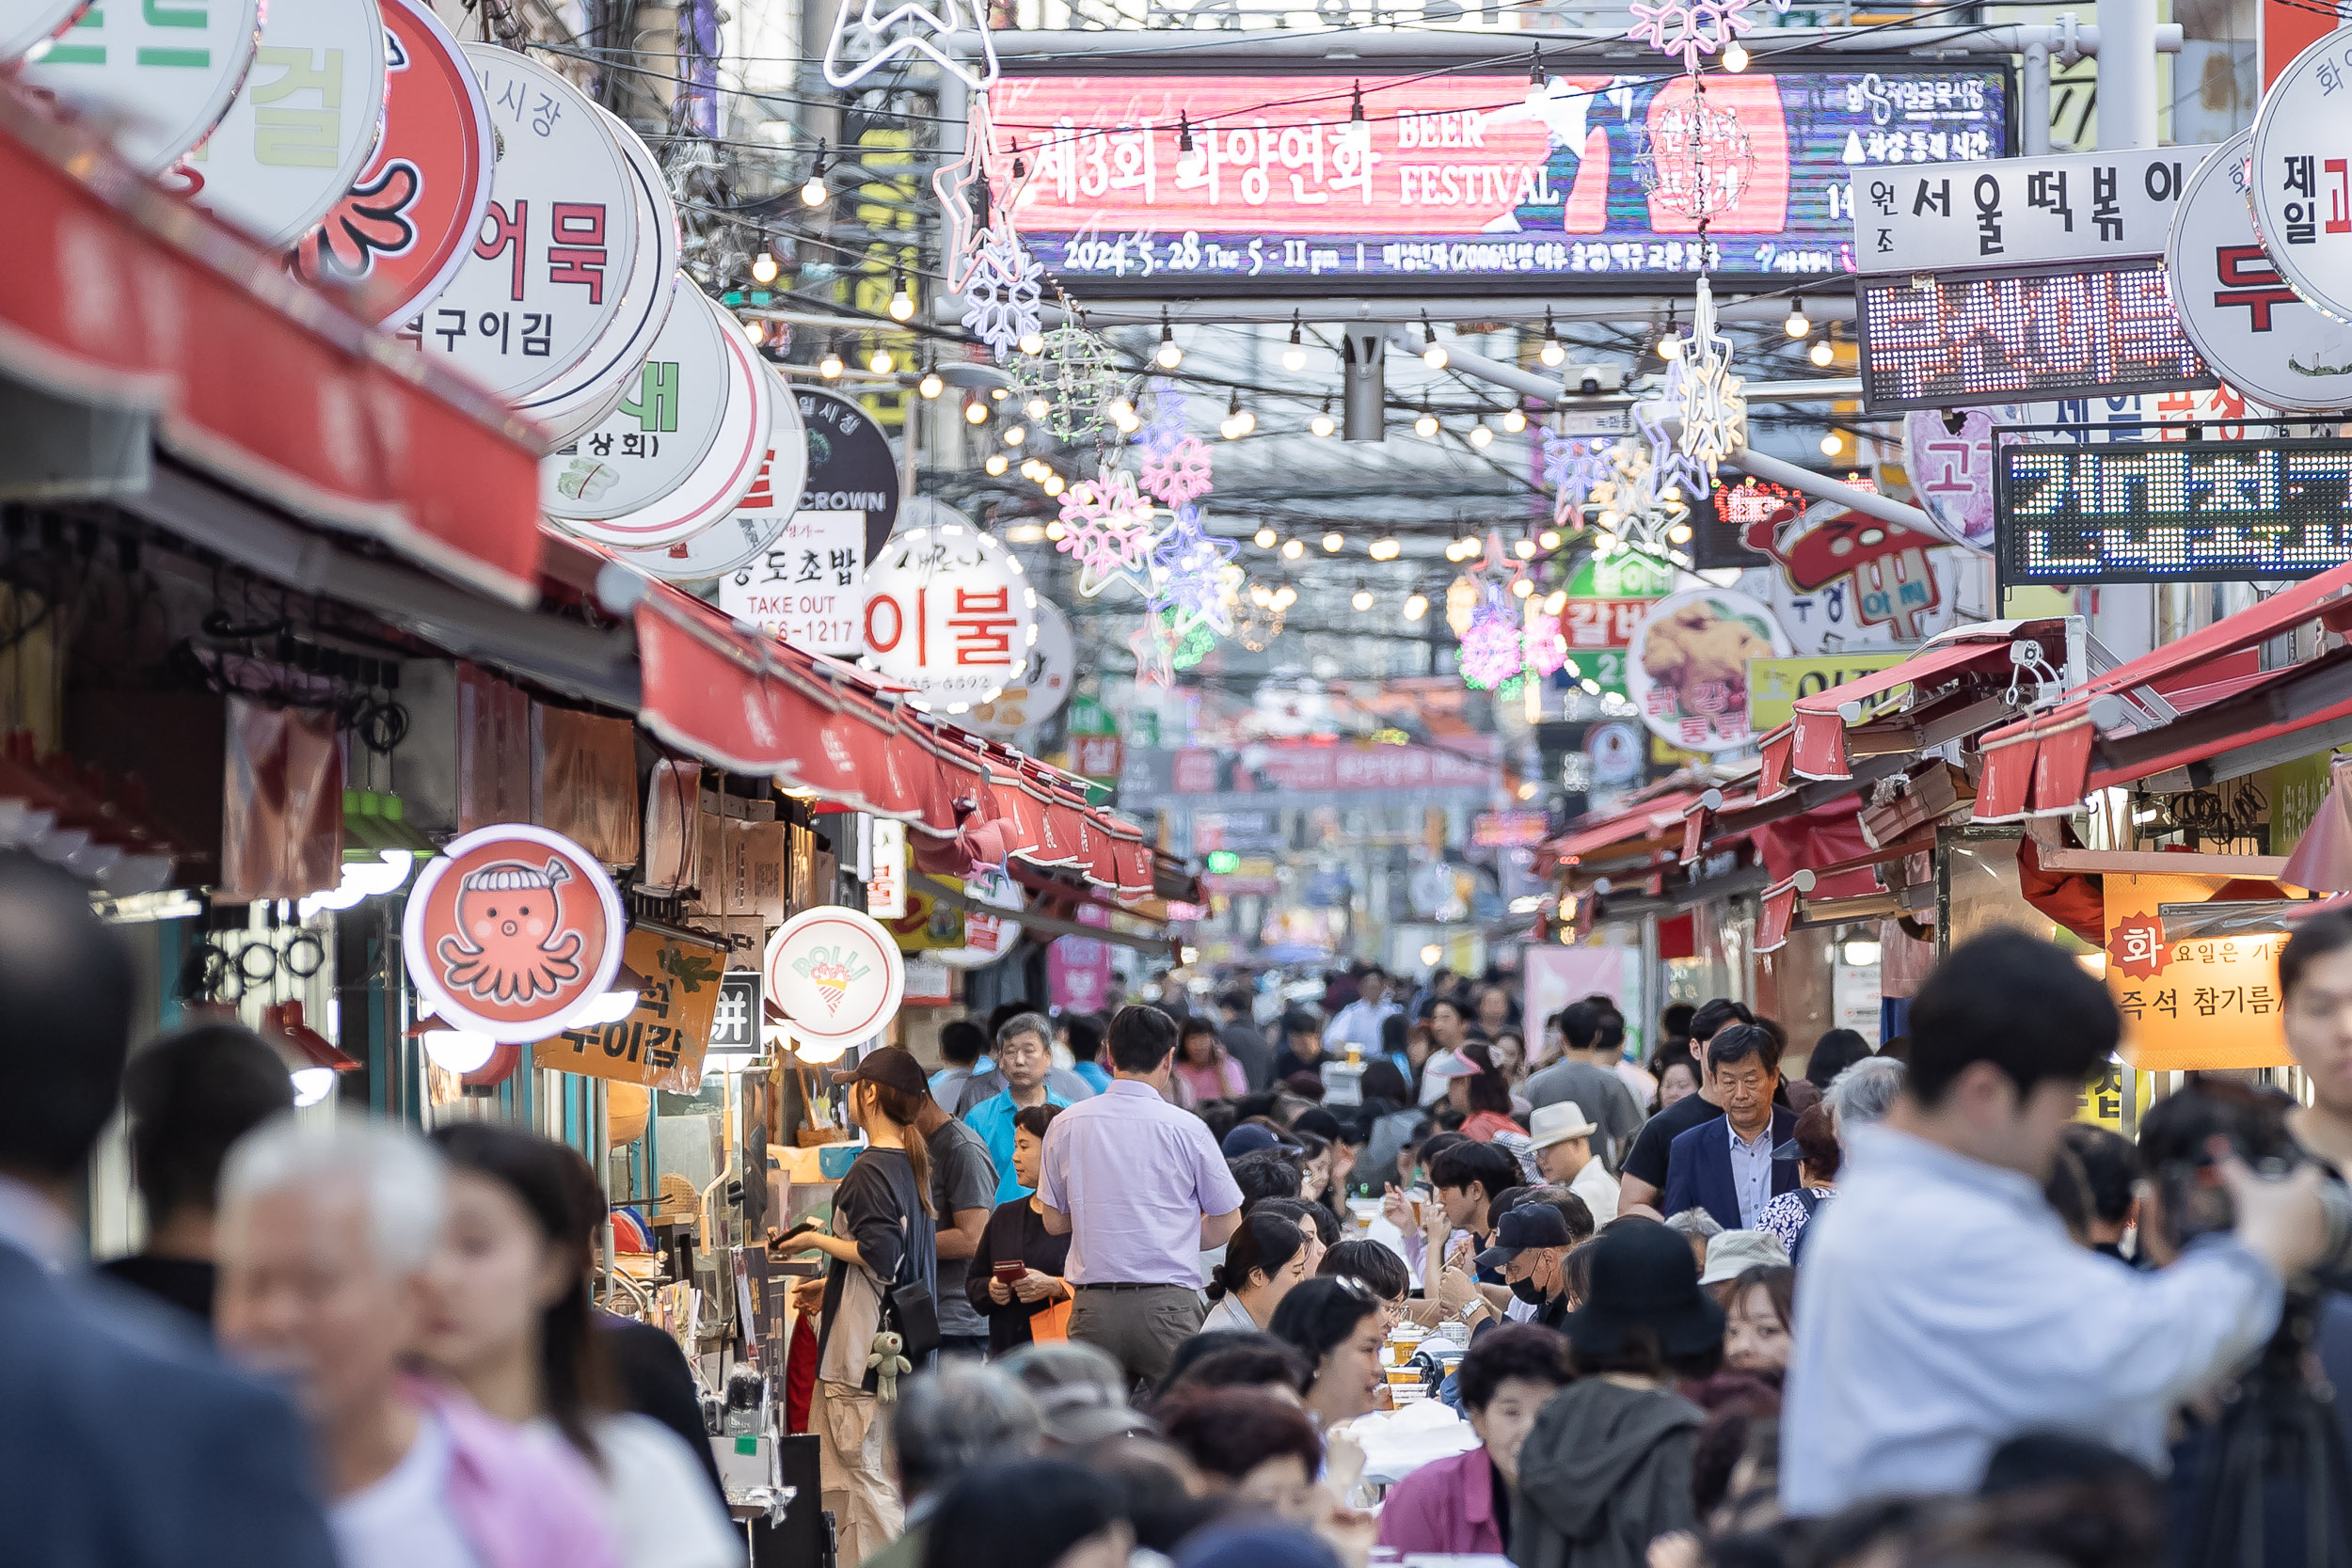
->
[[1529, 1101, 1619, 1226], [1697, 1229, 1789, 1297]]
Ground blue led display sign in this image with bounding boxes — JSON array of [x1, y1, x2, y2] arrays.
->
[[1995, 437, 2352, 584]]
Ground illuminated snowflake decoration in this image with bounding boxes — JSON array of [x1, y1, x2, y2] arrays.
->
[[1150, 506, 1239, 633], [960, 232, 1042, 360], [1668, 276, 1748, 477], [1627, 0, 1756, 74], [1543, 430, 1621, 526], [1057, 467, 1159, 596], [1457, 590, 1526, 690], [1631, 90, 1756, 223], [1009, 324, 1127, 441], [1139, 435, 1215, 509], [1137, 380, 1189, 463]]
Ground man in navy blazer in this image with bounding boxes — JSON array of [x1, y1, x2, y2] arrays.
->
[[0, 854, 340, 1568], [1659, 1023, 1801, 1231]]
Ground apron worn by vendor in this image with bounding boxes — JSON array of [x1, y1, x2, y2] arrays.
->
[[812, 1146, 937, 1568]]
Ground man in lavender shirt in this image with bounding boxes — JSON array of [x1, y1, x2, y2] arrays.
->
[[1040, 1005, 1245, 1390]]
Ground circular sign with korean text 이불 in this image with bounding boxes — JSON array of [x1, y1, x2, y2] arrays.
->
[[403, 823, 628, 1043], [764, 905, 905, 1046], [414, 46, 639, 400], [544, 274, 732, 524], [2250, 30, 2352, 324], [2172, 132, 2352, 411], [612, 365, 807, 581], [1624, 587, 1792, 754], [547, 289, 771, 548], [861, 523, 1041, 716], [20, 0, 262, 172], [519, 103, 682, 445], [188, 0, 387, 247], [293, 0, 491, 325]]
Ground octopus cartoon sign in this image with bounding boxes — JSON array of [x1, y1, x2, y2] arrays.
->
[[764, 906, 907, 1047], [1624, 588, 1791, 753], [404, 825, 628, 1043]]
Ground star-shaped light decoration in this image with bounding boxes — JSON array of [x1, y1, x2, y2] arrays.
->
[[1149, 506, 1239, 635], [960, 231, 1042, 360], [823, 0, 999, 91], [934, 95, 991, 292], [1056, 467, 1159, 597], [1457, 586, 1526, 690], [1129, 616, 1177, 688], [1669, 276, 1748, 477]]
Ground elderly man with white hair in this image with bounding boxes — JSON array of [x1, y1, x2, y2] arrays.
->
[[216, 1117, 621, 1568]]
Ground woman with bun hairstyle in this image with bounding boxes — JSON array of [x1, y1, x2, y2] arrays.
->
[[1200, 1212, 1311, 1333]]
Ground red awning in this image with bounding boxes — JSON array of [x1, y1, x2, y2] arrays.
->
[[1976, 565, 2352, 820], [1545, 789, 1706, 866], [1790, 633, 2031, 782], [0, 84, 545, 605]]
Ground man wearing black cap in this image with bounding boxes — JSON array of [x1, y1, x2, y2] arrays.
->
[[1475, 1204, 1575, 1333]]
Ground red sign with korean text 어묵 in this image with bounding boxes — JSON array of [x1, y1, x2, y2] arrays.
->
[[293, 0, 495, 326], [404, 823, 628, 1043]]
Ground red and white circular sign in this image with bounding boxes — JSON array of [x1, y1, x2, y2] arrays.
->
[[415, 46, 640, 401], [612, 363, 807, 581], [862, 524, 1040, 716], [763, 906, 905, 1046], [403, 823, 627, 1042], [292, 0, 492, 325]]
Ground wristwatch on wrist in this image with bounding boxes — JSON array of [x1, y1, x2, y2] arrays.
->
[[1458, 1297, 1488, 1323]]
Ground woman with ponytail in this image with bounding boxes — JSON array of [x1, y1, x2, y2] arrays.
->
[[1201, 1212, 1311, 1334], [781, 1045, 938, 1565], [421, 1123, 739, 1568]]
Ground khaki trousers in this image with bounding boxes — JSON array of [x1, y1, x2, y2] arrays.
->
[[1068, 1283, 1204, 1395], [812, 1377, 901, 1567]]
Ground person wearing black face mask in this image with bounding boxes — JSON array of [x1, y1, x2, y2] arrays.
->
[[1475, 1205, 1574, 1332]]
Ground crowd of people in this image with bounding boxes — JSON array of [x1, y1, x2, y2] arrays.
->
[[8, 829, 2352, 1568]]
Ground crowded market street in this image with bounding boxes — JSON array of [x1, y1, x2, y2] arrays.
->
[[11, 0, 2352, 1564]]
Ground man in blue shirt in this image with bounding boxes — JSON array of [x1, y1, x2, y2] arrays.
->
[[963, 1013, 1071, 1205]]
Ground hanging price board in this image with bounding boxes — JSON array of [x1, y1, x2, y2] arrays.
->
[[412, 47, 641, 401], [22, 0, 262, 171], [292, 0, 491, 325], [189, 0, 388, 246]]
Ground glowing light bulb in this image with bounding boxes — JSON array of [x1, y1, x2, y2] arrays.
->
[[1512, 577, 1534, 598], [984, 452, 1008, 475], [1470, 422, 1493, 448], [751, 250, 779, 284], [1323, 531, 1343, 552], [1422, 338, 1449, 370], [888, 279, 915, 321], [1254, 528, 1277, 547], [1004, 425, 1025, 446], [868, 347, 894, 374], [1108, 397, 1134, 422], [1539, 338, 1565, 367], [1282, 538, 1305, 560], [1545, 590, 1566, 613], [1045, 518, 1065, 538], [1272, 585, 1297, 609], [1310, 408, 1335, 437], [1025, 396, 1050, 420], [1156, 326, 1183, 369], [1415, 410, 1439, 437], [1820, 432, 1844, 456], [743, 318, 766, 345], [1723, 38, 1749, 71], [800, 174, 828, 207], [964, 400, 989, 425], [1283, 344, 1307, 372], [1370, 537, 1400, 560], [1810, 337, 1836, 367], [1659, 331, 1682, 361], [1502, 408, 1527, 433], [1113, 408, 1141, 434], [1043, 474, 1065, 495], [1353, 589, 1375, 611], [818, 346, 843, 378], [1515, 539, 1536, 559], [1785, 297, 1809, 337], [1404, 594, 1429, 621], [1017, 330, 1044, 356], [1538, 530, 1561, 550]]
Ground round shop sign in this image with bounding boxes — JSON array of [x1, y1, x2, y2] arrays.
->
[[2172, 133, 2352, 411], [612, 365, 807, 581], [21, 0, 262, 172], [2251, 32, 2352, 324], [1588, 720, 1643, 785], [402, 823, 628, 1043], [418, 46, 640, 401], [1755, 502, 1964, 656], [1625, 587, 1791, 754], [861, 523, 1041, 716], [3, 0, 88, 66], [764, 905, 906, 1045], [520, 103, 683, 445], [934, 868, 1026, 970], [291, 0, 492, 326], [548, 290, 771, 548], [544, 276, 732, 528], [799, 387, 901, 562], [1899, 406, 2016, 551], [960, 594, 1073, 739], [188, 0, 387, 247]]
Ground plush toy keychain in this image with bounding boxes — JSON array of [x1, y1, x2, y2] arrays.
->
[[868, 1330, 912, 1402]]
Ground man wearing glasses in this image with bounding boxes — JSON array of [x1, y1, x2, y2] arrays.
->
[[962, 1014, 1071, 1206]]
